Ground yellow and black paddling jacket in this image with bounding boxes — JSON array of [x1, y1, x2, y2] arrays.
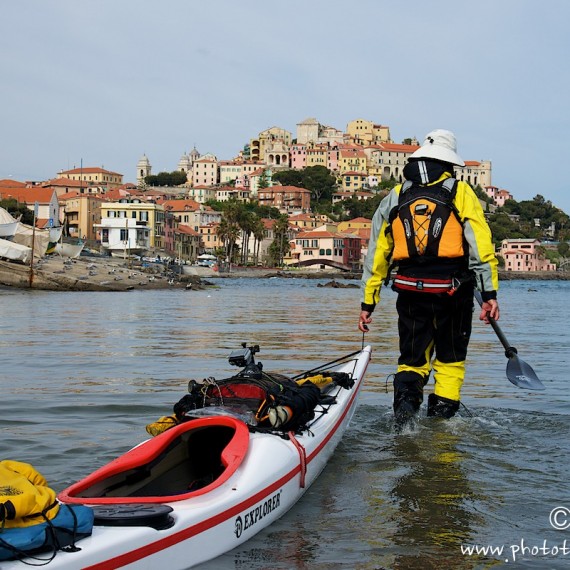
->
[[361, 164, 498, 312]]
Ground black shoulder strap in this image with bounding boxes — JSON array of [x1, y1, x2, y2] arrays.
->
[[441, 177, 457, 200]]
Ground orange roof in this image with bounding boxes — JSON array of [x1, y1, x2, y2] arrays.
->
[[162, 199, 202, 212], [43, 178, 89, 188], [340, 149, 366, 158], [58, 192, 104, 202], [0, 179, 27, 188], [103, 188, 131, 201], [296, 230, 338, 239], [264, 185, 310, 193], [288, 213, 315, 221], [176, 224, 201, 236], [0, 187, 57, 203], [352, 227, 371, 239], [464, 161, 481, 166], [376, 142, 420, 153], [347, 217, 372, 224], [59, 167, 122, 176]]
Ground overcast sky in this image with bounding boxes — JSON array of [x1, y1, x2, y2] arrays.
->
[[2, 0, 569, 212]]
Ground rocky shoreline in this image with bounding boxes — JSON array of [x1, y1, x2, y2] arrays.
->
[[0, 256, 568, 292]]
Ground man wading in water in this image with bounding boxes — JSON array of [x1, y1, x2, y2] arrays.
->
[[358, 129, 500, 430]]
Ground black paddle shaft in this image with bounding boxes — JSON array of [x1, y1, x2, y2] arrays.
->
[[473, 290, 516, 357]]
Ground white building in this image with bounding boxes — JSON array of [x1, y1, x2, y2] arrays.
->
[[95, 217, 150, 258]]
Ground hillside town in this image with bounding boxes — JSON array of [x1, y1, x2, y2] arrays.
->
[[0, 117, 568, 275]]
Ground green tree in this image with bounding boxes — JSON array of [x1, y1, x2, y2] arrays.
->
[[0, 199, 34, 225], [558, 241, 570, 257], [487, 212, 528, 245], [144, 171, 187, 186], [272, 165, 337, 205], [258, 171, 269, 190], [252, 217, 266, 265]]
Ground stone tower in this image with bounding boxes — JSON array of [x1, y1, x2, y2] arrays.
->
[[137, 154, 152, 184]]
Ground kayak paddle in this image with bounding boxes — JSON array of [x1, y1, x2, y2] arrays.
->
[[474, 290, 545, 390]]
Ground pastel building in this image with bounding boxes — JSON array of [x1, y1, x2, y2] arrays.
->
[[187, 185, 218, 204], [0, 186, 61, 231], [346, 119, 391, 146], [162, 199, 222, 232], [338, 148, 367, 174], [296, 117, 344, 146], [257, 185, 311, 213], [191, 155, 219, 187], [58, 193, 103, 241], [456, 160, 492, 189], [98, 198, 164, 250], [58, 167, 124, 189], [500, 238, 556, 272], [340, 171, 368, 192], [290, 144, 307, 169], [249, 127, 292, 163], [365, 142, 420, 183], [485, 186, 513, 207], [289, 229, 362, 269]]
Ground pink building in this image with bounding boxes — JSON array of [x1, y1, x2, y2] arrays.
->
[[290, 230, 362, 268], [485, 186, 513, 207], [500, 238, 556, 271], [290, 144, 306, 169]]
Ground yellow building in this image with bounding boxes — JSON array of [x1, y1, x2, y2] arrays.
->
[[59, 193, 103, 241], [346, 119, 391, 146], [338, 148, 367, 174], [99, 199, 165, 249], [338, 217, 372, 233], [57, 167, 124, 189], [365, 142, 420, 183], [249, 126, 292, 162], [340, 171, 367, 192], [199, 222, 224, 252], [305, 143, 329, 168]]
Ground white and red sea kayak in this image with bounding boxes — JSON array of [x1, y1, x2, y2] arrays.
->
[[5, 345, 371, 569]]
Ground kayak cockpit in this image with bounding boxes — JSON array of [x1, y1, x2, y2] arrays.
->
[[59, 416, 249, 505]]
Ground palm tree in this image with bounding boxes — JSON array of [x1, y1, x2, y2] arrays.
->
[[238, 210, 255, 265], [252, 217, 266, 265]]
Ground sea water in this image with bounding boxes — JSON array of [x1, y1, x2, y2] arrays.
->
[[1, 278, 569, 569]]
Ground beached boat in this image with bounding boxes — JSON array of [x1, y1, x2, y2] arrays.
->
[[0, 208, 20, 239], [54, 240, 85, 259], [0, 237, 32, 264], [3, 344, 371, 569]]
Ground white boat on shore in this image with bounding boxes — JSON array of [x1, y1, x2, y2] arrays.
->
[[3, 344, 371, 569], [0, 208, 20, 239], [0, 237, 32, 264], [55, 240, 85, 259]]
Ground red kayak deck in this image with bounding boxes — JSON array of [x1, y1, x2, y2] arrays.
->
[[59, 416, 250, 504]]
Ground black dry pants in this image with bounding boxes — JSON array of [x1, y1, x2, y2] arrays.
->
[[393, 283, 474, 408]]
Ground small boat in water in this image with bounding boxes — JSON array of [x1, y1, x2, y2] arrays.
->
[[3, 344, 371, 569]]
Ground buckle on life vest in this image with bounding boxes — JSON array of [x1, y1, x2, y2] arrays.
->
[[393, 274, 454, 294]]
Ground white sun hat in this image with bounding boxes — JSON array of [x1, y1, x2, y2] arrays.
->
[[410, 129, 465, 166]]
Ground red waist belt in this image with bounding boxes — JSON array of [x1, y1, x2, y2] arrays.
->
[[393, 274, 457, 294]]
